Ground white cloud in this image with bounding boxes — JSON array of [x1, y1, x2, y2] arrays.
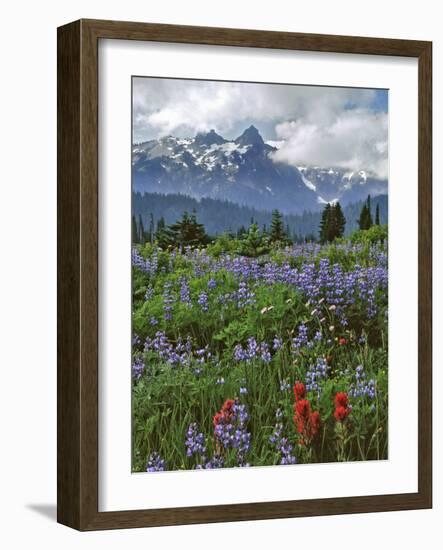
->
[[272, 110, 388, 179], [133, 77, 388, 178]]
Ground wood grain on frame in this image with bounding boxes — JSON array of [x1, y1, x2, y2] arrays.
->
[[57, 19, 432, 530]]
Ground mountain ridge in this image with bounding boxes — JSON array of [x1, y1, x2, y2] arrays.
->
[[132, 126, 388, 214]]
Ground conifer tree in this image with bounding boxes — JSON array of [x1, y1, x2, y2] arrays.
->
[[238, 222, 270, 257], [237, 225, 247, 239], [286, 224, 292, 242], [375, 203, 380, 225], [331, 202, 346, 239], [319, 202, 346, 243], [269, 209, 288, 244], [156, 216, 165, 233], [158, 211, 209, 248], [319, 203, 332, 243], [358, 195, 373, 230], [154, 216, 166, 245], [149, 213, 155, 243], [132, 215, 138, 244], [138, 215, 145, 244]]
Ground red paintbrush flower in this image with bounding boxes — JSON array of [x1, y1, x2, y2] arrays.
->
[[334, 392, 349, 408], [339, 337, 347, 346], [309, 411, 321, 436], [222, 399, 235, 412], [334, 405, 350, 422], [295, 398, 311, 418], [293, 382, 306, 401], [213, 412, 224, 427], [334, 392, 351, 422], [293, 397, 321, 440]]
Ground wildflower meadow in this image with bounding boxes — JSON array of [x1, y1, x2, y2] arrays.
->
[[131, 219, 388, 472]]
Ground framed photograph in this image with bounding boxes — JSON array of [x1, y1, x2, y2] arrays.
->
[[57, 19, 432, 530]]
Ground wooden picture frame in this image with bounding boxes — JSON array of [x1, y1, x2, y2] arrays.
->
[[57, 18, 432, 530]]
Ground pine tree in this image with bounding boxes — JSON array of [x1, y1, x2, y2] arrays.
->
[[375, 203, 380, 225], [319, 202, 346, 243], [156, 216, 166, 234], [358, 195, 374, 230], [132, 215, 138, 244], [238, 223, 270, 257], [237, 225, 247, 239], [155, 216, 167, 245], [158, 211, 209, 248], [138, 215, 145, 244], [367, 195, 372, 225], [319, 203, 332, 243], [149, 213, 155, 243], [331, 202, 346, 239], [358, 204, 369, 230], [285, 224, 292, 243], [269, 209, 288, 244]]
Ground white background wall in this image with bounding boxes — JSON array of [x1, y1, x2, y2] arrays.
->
[[0, 0, 441, 547]]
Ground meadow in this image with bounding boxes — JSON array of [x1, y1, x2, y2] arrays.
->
[[131, 228, 388, 472]]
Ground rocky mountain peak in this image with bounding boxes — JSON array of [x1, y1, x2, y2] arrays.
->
[[194, 129, 226, 147], [235, 125, 265, 147]]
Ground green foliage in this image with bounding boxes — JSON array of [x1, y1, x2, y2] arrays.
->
[[350, 225, 388, 245], [206, 232, 239, 258], [237, 223, 270, 257]]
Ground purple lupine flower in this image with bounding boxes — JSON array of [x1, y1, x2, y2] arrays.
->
[[260, 342, 271, 362], [207, 278, 217, 290], [146, 452, 166, 472], [144, 331, 193, 368], [236, 281, 256, 308], [234, 344, 248, 362], [269, 417, 297, 466], [179, 277, 192, 306], [185, 423, 207, 459], [144, 285, 154, 301], [195, 345, 211, 364], [279, 379, 291, 392], [213, 399, 251, 465], [162, 282, 174, 321], [234, 337, 273, 363], [132, 356, 145, 381], [198, 454, 224, 469], [197, 291, 209, 312], [349, 365, 377, 399], [293, 324, 309, 349], [305, 356, 330, 398], [273, 336, 283, 351]]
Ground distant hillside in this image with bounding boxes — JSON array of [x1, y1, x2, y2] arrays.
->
[[133, 192, 388, 240]]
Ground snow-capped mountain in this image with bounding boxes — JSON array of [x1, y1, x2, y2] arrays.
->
[[296, 166, 388, 205], [132, 126, 387, 214]]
